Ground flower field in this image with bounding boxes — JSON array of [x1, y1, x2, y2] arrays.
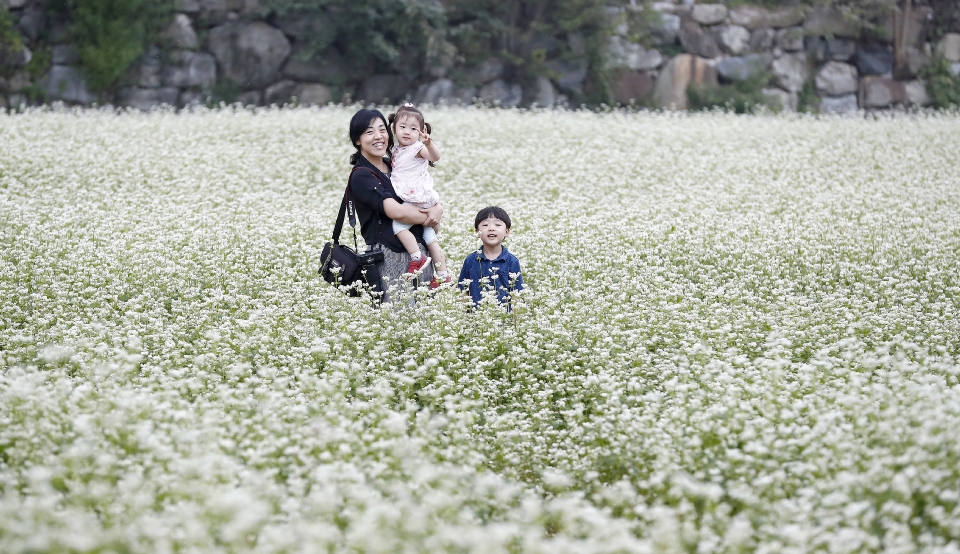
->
[[1, 105, 960, 553]]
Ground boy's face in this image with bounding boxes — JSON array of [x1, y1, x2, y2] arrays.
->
[[476, 216, 510, 248]]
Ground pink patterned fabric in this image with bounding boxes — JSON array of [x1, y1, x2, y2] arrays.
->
[[391, 142, 439, 209]]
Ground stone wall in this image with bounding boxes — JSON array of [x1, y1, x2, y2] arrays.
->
[[2, 0, 960, 112]]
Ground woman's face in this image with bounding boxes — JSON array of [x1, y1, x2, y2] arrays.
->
[[356, 117, 388, 160]]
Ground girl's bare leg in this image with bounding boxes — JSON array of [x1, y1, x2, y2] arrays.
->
[[396, 229, 421, 257]]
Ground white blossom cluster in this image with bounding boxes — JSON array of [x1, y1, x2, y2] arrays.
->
[[1, 105, 959, 553]]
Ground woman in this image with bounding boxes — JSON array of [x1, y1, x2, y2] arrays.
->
[[346, 108, 443, 302]]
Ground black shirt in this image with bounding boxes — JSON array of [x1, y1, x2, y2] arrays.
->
[[348, 155, 425, 253]]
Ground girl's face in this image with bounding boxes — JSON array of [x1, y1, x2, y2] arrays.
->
[[393, 114, 422, 147], [356, 117, 388, 160]]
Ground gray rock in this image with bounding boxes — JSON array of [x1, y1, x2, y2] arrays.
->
[[1, 71, 30, 92], [17, 4, 46, 41], [717, 54, 769, 82], [198, 0, 229, 27], [612, 71, 654, 105], [729, 6, 781, 30], [766, 7, 805, 29], [163, 13, 199, 50], [679, 20, 720, 58], [471, 58, 504, 85], [294, 83, 332, 106], [804, 6, 859, 39], [49, 23, 69, 44], [903, 80, 929, 106], [209, 22, 291, 89], [117, 87, 179, 110], [714, 25, 751, 56], [413, 79, 455, 105], [0, 95, 6, 110], [478, 79, 522, 107], [162, 51, 216, 89], [856, 43, 893, 76], [691, 4, 727, 25], [546, 58, 588, 94], [174, 0, 201, 13], [826, 38, 857, 61], [532, 76, 557, 108], [816, 61, 858, 96], [264, 79, 298, 105], [607, 37, 662, 71], [859, 76, 906, 108], [52, 44, 79, 65], [772, 52, 809, 93], [750, 28, 776, 52], [179, 89, 205, 108], [651, 13, 681, 45], [236, 90, 261, 106], [776, 27, 804, 52], [3, 0, 27, 9], [953, 63, 960, 77], [44, 65, 96, 104], [274, 11, 329, 41], [761, 87, 796, 111], [819, 93, 858, 115], [654, 54, 718, 109], [138, 47, 162, 88], [227, 0, 258, 16], [804, 37, 828, 63], [935, 33, 960, 63], [282, 46, 344, 84], [358, 74, 409, 104], [1, 39, 31, 68]]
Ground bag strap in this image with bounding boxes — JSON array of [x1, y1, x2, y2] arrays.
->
[[333, 165, 385, 248]]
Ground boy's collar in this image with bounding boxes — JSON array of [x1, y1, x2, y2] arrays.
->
[[477, 245, 509, 261]]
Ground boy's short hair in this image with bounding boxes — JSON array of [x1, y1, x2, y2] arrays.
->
[[474, 206, 512, 230]]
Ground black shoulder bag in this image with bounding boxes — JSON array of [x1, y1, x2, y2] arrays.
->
[[318, 167, 385, 296]]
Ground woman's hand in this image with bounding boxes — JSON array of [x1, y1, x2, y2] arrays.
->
[[421, 203, 443, 227]]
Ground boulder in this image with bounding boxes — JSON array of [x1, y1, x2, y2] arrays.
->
[[0, 40, 31, 68], [953, 63, 960, 76], [478, 79, 522, 107], [138, 47, 162, 88], [935, 33, 960, 63], [179, 89, 205, 108], [805, 37, 828, 63], [174, 0, 201, 13], [651, 13, 681, 46], [729, 6, 768, 30], [273, 11, 330, 41], [236, 90, 261, 106], [714, 25, 751, 56], [717, 54, 769, 82], [17, 4, 46, 41], [903, 80, 930, 106], [885, 7, 933, 48], [546, 58, 588, 94], [294, 83, 332, 106], [3, 0, 27, 8], [162, 13, 198, 50], [52, 44, 79, 65], [653, 54, 718, 109], [1, 71, 30, 92], [612, 71, 654, 105], [679, 20, 721, 58], [198, 0, 229, 27], [264, 79, 298, 105], [859, 76, 906, 108], [819, 93, 858, 115], [209, 22, 291, 89], [761, 87, 796, 111], [856, 43, 893, 76], [161, 51, 217, 89], [691, 4, 727, 25], [897, 46, 930, 79], [44, 65, 96, 104], [117, 87, 179, 110], [227, 0, 259, 16], [776, 27, 804, 52], [282, 46, 345, 84], [0, 95, 6, 110], [532, 76, 558, 108], [750, 28, 775, 52], [771, 52, 809, 92], [471, 58, 505, 85], [607, 37, 662, 71], [414, 79, 474, 105], [804, 6, 859, 39], [816, 61, 858, 96], [766, 7, 805, 29], [359, 74, 409, 104], [826, 38, 857, 61]]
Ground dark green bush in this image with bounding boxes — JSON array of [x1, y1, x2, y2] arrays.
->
[[50, 0, 173, 93], [918, 56, 960, 109], [687, 71, 779, 114]]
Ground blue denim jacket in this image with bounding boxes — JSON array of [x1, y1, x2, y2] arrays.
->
[[457, 246, 524, 306]]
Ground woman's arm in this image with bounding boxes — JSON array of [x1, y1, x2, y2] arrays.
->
[[383, 198, 430, 225]]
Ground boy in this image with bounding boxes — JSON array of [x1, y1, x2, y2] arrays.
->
[[458, 206, 524, 307]]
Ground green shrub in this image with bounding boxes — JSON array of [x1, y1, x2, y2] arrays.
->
[[918, 56, 960, 109], [50, 0, 173, 93], [0, 8, 24, 79], [796, 79, 821, 113], [687, 70, 779, 114]]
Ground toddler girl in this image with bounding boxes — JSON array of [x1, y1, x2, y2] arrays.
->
[[388, 103, 450, 287]]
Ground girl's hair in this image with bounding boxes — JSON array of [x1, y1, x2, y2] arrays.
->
[[388, 103, 436, 167], [348, 108, 393, 166]]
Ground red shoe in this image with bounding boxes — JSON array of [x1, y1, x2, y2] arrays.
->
[[429, 275, 451, 290], [405, 256, 431, 276]]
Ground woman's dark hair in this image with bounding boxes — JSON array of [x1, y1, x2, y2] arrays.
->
[[388, 103, 435, 167], [474, 206, 512, 230], [349, 108, 393, 166]]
